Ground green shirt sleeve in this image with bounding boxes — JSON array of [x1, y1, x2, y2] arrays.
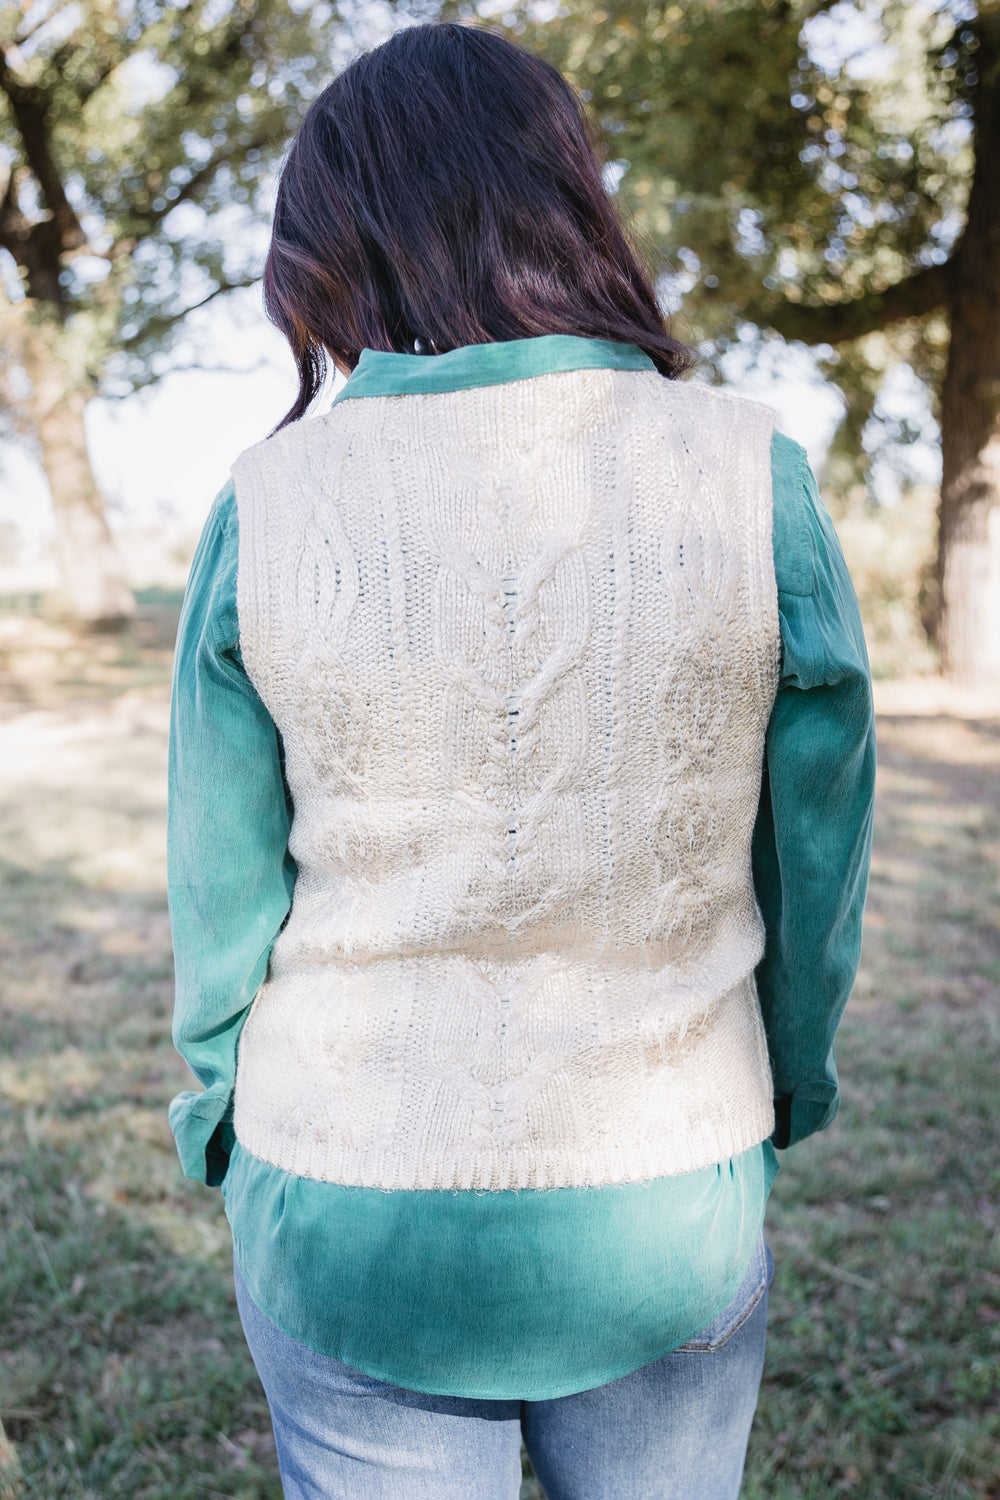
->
[[753, 432, 877, 1150], [167, 478, 295, 1187]]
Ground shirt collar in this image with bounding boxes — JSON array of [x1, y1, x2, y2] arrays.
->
[[331, 334, 655, 405]]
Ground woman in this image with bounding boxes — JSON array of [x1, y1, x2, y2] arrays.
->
[[167, 22, 875, 1499]]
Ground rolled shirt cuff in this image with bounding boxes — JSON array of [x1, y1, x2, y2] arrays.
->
[[169, 1084, 237, 1187], [771, 1081, 840, 1149]]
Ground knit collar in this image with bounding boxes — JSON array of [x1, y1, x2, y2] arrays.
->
[[330, 335, 655, 406]]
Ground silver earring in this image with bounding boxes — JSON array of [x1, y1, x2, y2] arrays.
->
[[413, 336, 428, 354]]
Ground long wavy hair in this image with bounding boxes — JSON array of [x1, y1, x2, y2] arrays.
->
[[263, 22, 696, 430]]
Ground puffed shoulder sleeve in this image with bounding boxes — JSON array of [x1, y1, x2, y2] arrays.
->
[[167, 478, 295, 1186], [752, 432, 876, 1149]]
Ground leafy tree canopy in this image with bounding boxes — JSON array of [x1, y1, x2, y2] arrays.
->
[[0, 0, 360, 410], [0, 0, 380, 619], [495, 0, 975, 503]]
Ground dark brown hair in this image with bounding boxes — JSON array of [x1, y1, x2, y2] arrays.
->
[[264, 22, 696, 429]]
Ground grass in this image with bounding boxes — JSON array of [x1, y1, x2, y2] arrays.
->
[[1, 610, 998, 1499]]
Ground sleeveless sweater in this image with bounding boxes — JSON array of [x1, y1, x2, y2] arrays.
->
[[231, 364, 780, 1191]]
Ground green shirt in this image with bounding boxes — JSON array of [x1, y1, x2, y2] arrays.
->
[[167, 335, 875, 1399]]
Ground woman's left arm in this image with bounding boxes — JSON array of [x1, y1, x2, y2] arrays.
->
[[167, 478, 294, 1187], [752, 435, 877, 1150]]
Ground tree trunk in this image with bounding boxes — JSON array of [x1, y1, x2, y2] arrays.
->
[[936, 12, 1000, 684], [35, 387, 136, 627], [18, 322, 135, 629]]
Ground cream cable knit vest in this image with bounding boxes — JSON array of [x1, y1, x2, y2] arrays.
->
[[231, 366, 780, 1190]]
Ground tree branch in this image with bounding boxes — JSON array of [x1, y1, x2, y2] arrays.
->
[[744, 261, 954, 345], [102, 352, 279, 398], [0, 40, 87, 259], [132, 131, 274, 234], [0, 164, 67, 304], [173, 275, 262, 319], [117, 274, 262, 349]]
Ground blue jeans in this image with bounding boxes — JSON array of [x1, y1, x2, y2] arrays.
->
[[233, 1230, 773, 1500]]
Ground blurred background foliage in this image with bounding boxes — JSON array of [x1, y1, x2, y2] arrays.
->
[[506, 0, 961, 476], [1, 0, 998, 678], [0, 0, 349, 622]]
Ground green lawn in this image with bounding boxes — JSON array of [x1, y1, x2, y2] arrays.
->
[[0, 612, 997, 1499]]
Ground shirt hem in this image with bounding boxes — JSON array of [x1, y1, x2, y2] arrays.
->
[[230, 1206, 772, 1401]]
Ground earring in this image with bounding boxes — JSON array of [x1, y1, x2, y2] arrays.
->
[[413, 336, 428, 355]]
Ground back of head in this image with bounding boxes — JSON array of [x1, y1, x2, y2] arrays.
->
[[264, 22, 695, 427]]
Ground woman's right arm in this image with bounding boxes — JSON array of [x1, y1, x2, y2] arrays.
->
[[167, 479, 295, 1187]]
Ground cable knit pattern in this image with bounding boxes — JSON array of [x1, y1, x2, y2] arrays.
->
[[232, 366, 780, 1189]]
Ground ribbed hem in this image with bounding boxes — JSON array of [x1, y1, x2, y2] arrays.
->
[[233, 974, 776, 1190], [235, 1099, 777, 1191]]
